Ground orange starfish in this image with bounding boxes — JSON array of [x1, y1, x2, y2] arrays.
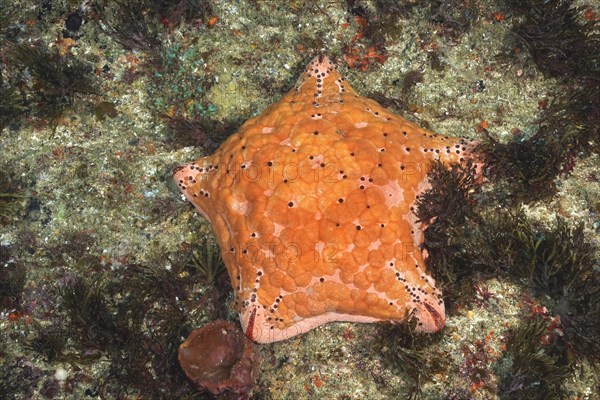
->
[[174, 55, 477, 343]]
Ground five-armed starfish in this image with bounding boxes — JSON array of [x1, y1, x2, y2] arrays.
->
[[174, 55, 477, 343]]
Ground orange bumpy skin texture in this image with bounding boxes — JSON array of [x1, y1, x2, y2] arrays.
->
[[174, 55, 477, 343]]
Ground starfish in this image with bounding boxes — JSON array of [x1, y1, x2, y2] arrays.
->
[[174, 55, 477, 343]]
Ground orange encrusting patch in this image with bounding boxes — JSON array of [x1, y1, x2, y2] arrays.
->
[[174, 55, 477, 343]]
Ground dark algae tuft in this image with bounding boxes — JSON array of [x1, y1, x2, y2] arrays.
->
[[95, 0, 162, 53], [26, 321, 68, 363], [376, 323, 445, 400], [415, 160, 479, 228], [480, 82, 599, 202], [507, 0, 599, 79], [0, 170, 28, 222], [481, 0, 599, 202], [513, 219, 600, 363], [497, 316, 570, 400], [0, 245, 26, 310], [51, 257, 223, 398], [415, 160, 484, 305], [3, 41, 99, 132]]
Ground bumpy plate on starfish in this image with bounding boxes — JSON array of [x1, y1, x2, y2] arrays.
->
[[174, 55, 477, 343]]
